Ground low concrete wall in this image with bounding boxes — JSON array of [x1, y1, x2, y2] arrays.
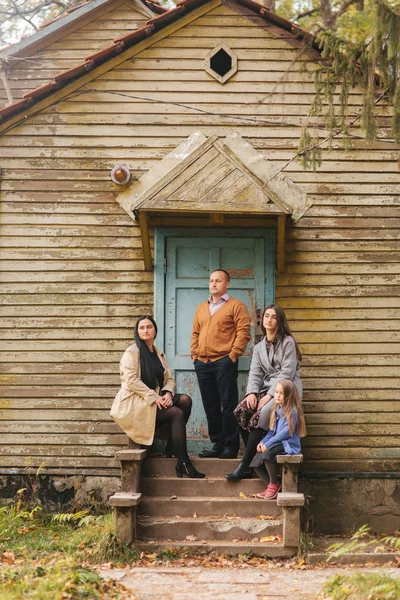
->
[[301, 476, 400, 534], [0, 474, 120, 511]]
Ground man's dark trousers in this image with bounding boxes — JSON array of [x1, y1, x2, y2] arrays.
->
[[194, 355, 239, 453]]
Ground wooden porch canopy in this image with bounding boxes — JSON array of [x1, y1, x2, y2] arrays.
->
[[117, 131, 311, 271]]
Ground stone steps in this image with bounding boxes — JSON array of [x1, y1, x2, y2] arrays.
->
[[140, 496, 281, 517], [111, 451, 303, 558], [135, 456, 293, 557], [142, 457, 249, 478], [135, 539, 295, 558], [137, 515, 282, 541], [141, 476, 268, 497]]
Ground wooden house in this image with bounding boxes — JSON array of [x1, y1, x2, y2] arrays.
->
[[0, 0, 399, 533], [0, 0, 164, 105]]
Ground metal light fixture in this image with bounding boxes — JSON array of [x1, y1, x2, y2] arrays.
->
[[111, 164, 132, 185]]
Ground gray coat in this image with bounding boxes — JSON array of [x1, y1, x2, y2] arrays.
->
[[245, 335, 302, 430]]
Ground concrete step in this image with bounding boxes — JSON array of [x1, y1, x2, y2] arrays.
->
[[137, 515, 282, 541], [142, 457, 251, 478], [139, 496, 281, 517], [141, 477, 266, 497], [135, 539, 295, 558]]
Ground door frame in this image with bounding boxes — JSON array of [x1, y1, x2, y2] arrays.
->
[[154, 228, 276, 350]]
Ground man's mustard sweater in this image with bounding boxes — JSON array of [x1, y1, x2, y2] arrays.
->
[[190, 298, 251, 362]]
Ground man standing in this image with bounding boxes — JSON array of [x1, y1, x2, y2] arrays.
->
[[191, 270, 251, 458]]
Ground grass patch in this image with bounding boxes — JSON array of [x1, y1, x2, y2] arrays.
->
[[0, 505, 139, 599], [0, 557, 132, 600], [322, 572, 400, 600], [0, 506, 139, 566]]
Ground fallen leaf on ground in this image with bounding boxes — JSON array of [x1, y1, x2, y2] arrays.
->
[[260, 534, 282, 543], [2, 551, 16, 564], [170, 495, 177, 500], [239, 492, 249, 499]]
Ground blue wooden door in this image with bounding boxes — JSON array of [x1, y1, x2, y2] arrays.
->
[[154, 229, 275, 452]]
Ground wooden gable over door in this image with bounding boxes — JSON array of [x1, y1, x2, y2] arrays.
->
[[117, 131, 310, 271]]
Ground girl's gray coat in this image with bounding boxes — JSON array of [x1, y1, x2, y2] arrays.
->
[[245, 335, 302, 430]]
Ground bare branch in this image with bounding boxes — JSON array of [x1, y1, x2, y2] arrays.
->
[[294, 8, 319, 21]]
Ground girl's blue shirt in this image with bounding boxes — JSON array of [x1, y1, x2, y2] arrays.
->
[[261, 405, 301, 454]]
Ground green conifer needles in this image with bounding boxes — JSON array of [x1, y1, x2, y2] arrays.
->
[[298, 0, 400, 169]]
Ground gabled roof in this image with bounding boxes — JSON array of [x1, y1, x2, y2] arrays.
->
[[0, 0, 317, 126], [118, 131, 310, 222], [117, 131, 310, 270], [0, 0, 166, 60]]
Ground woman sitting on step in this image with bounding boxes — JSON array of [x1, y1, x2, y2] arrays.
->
[[225, 304, 302, 481], [111, 315, 205, 479]]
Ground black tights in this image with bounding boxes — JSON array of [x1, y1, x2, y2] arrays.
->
[[155, 394, 192, 462], [240, 428, 266, 469], [255, 461, 278, 485]]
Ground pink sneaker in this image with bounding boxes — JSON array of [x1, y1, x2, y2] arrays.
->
[[256, 483, 281, 500], [256, 488, 270, 499]]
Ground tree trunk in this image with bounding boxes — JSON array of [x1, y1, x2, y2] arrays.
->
[[320, 0, 335, 28], [263, 0, 275, 11]]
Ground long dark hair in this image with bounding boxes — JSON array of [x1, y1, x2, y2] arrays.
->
[[269, 379, 306, 437], [261, 304, 302, 361], [134, 315, 159, 390]]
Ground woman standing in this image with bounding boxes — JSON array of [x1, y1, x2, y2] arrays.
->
[[225, 304, 302, 480], [111, 315, 205, 479]]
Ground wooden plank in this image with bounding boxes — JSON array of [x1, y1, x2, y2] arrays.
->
[[1, 362, 119, 374], [1, 328, 135, 340], [0, 260, 145, 271], [0, 408, 113, 420], [276, 214, 286, 273], [304, 447, 400, 459], [303, 398, 400, 412], [0, 293, 154, 306], [0, 456, 119, 468], [277, 286, 400, 298], [301, 460, 400, 472], [305, 413, 400, 424], [0, 444, 123, 457], [0, 352, 124, 362], [0, 421, 119, 433], [278, 274, 400, 286], [301, 376, 400, 388], [0, 305, 148, 317]]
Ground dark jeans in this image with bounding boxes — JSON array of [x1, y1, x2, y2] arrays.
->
[[194, 355, 239, 452]]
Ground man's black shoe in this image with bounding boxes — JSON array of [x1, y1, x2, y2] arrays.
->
[[225, 462, 253, 479], [219, 448, 238, 459], [198, 446, 222, 458]]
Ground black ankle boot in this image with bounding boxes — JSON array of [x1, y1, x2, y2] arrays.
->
[[225, 462, 253, 480], [175, 459, 205, 479]]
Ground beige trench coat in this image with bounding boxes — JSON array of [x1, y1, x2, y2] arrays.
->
[[110, 343, 175, 445]]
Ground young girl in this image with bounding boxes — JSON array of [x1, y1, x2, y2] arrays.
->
[[250, 379, 306, 499]]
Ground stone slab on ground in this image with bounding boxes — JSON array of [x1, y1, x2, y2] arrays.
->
[[307, 535, 400, 566], [100, 566, 400, 600]]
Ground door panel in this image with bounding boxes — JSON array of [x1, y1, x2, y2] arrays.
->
[[156, 229, 275, 446]]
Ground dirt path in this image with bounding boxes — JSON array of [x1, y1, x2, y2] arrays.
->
[[101, 565, 399, 599]]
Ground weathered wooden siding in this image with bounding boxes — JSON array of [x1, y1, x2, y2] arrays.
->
[[0, 0, 399, 474], [0, 0, 152, 105]]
